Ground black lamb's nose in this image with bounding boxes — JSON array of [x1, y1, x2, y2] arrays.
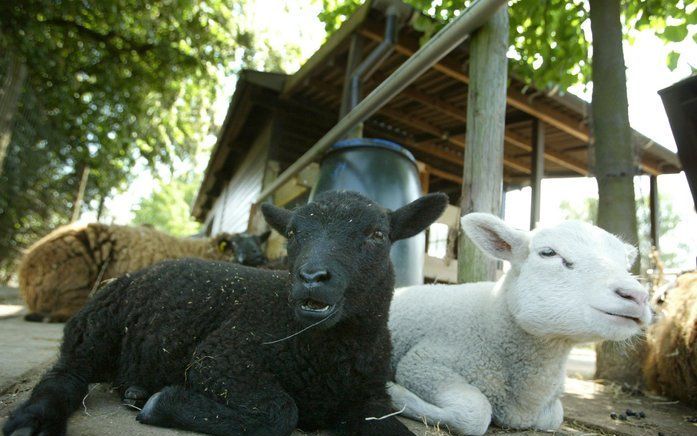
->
[[299, 267, 331, 284]]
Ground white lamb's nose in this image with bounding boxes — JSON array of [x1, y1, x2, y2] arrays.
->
[[614, 287, 648, 306]]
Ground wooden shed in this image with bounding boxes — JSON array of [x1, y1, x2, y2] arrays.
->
[[193, 1, 682, 278]]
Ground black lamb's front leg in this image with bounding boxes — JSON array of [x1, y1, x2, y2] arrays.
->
[[336, 397, 414, 436], [135, 385, 297, 436], [135, 326, 299, 436]]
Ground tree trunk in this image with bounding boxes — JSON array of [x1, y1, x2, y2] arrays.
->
[[96, 192, 107, 222], [71, 163, 90, 223], [0, 54, 27, 175], [458, 6, 509, 283], [589, 0, 644, 386]]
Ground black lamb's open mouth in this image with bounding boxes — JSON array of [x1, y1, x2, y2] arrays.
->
[[300, 298, 333, 313]]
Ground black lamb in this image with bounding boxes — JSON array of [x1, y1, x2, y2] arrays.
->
[[3, 190, 448, 436]]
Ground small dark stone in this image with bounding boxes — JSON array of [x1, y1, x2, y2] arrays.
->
[[626, 408, 636, 416], [610, 412, 618, 420], [658, 432, 665, 436], [638, 411, 646, 418], [619, 414, 627, 421], [686, 416, 697, 423]]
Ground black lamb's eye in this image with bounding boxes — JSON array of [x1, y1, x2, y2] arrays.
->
[[286, 229, 295, 240], [539, 248, 557, 258], [370, 230, 385, 240]]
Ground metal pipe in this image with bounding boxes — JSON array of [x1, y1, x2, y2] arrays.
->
[[349, 10, 398, 111], [255, 0, 507, 203]]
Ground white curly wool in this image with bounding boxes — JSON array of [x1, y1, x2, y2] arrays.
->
[[388, 213, 652, 435]]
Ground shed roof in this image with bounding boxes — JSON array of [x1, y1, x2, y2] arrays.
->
[[194, 1, 681, 219]]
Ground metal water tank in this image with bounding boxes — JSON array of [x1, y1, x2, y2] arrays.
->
[[310, 138, 424, 287]]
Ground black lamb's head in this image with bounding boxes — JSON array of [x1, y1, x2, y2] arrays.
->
[[261, 190, 448, 328], [215, 231, 270, 266]]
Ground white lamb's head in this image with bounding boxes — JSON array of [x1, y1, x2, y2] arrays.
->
[[461, 213, 651, 343]]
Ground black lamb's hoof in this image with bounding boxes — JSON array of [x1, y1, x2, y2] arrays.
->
[[23, 313, 47, 323], [2, 401, 66, 436], [136, 392, 168, 427], [122, 385, 150, 410]]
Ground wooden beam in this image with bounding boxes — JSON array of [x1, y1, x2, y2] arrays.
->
[[428, 165, 463, 184], [343, 66, 591, 177], [649, 175, 659, 249], [530, 119, 545, 228], [359, 27, 592, 143], [377, 107, 531, 174], [459, 6, 508, 283], [504, 129, 589, 175], [366, 71, 468, 122]]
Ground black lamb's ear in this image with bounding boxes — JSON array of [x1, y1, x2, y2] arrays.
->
[[258, 230, 271, 243], [261, 204, 292, 236], [389, 193, 449, 241]]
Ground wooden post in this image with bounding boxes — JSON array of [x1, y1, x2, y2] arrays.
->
[[649, 175, 659, 250], [458, 6, 509, 283], [530, 119, 545, 229]]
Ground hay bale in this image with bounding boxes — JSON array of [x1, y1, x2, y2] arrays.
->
[[644, 271, 697, 406]]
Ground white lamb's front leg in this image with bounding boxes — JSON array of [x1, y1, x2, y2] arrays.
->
[[494, 396, 563, 431], [532, 398, 563, 430], [391, 347, 492, 435]]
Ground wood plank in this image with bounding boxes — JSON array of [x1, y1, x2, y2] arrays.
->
[[530, 119, 545, 228], [359, 27, 592, 143], [345, 68, 590, 176], [458, 6, 508, 283], [505, 129, 589, 175], [377, 108, 531, 174]]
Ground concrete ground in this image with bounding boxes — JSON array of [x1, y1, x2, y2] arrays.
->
[[1, 286, 696, 436]]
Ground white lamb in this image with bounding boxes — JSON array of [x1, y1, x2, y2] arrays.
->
[[388, 213, 652, 435]]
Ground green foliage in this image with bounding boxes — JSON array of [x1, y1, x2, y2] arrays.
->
[[559, 193, 684, 269], [0, 0, 247, 191], [0, 0, 255, 281], [0, 88, 74, 280], [319, 0, 695, 89], [132, 174, 202, 237]]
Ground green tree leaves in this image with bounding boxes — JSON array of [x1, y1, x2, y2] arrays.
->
[[132, 174, 203, 237], [319, 0, 695, 90], [0, 0, 248, 278]]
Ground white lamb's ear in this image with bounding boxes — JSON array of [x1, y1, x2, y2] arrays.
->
[[460, 213, 529, 262], [624, 243, 638, 270]]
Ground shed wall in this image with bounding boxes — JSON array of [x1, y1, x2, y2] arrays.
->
[[205, 121, 272, 234]]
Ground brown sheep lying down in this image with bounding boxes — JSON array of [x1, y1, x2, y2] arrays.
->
[[19, 223, 270, 323], [643, 271, 697, 407]]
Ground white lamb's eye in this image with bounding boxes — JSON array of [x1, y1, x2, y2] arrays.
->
[[562, 259, 574, 269], [539, 248, 557, 258]]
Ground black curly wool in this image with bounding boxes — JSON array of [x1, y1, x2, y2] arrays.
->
[[3, 191, 448, 436]]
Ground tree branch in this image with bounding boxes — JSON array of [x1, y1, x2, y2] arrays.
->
[[44, 18, 155, 54]]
